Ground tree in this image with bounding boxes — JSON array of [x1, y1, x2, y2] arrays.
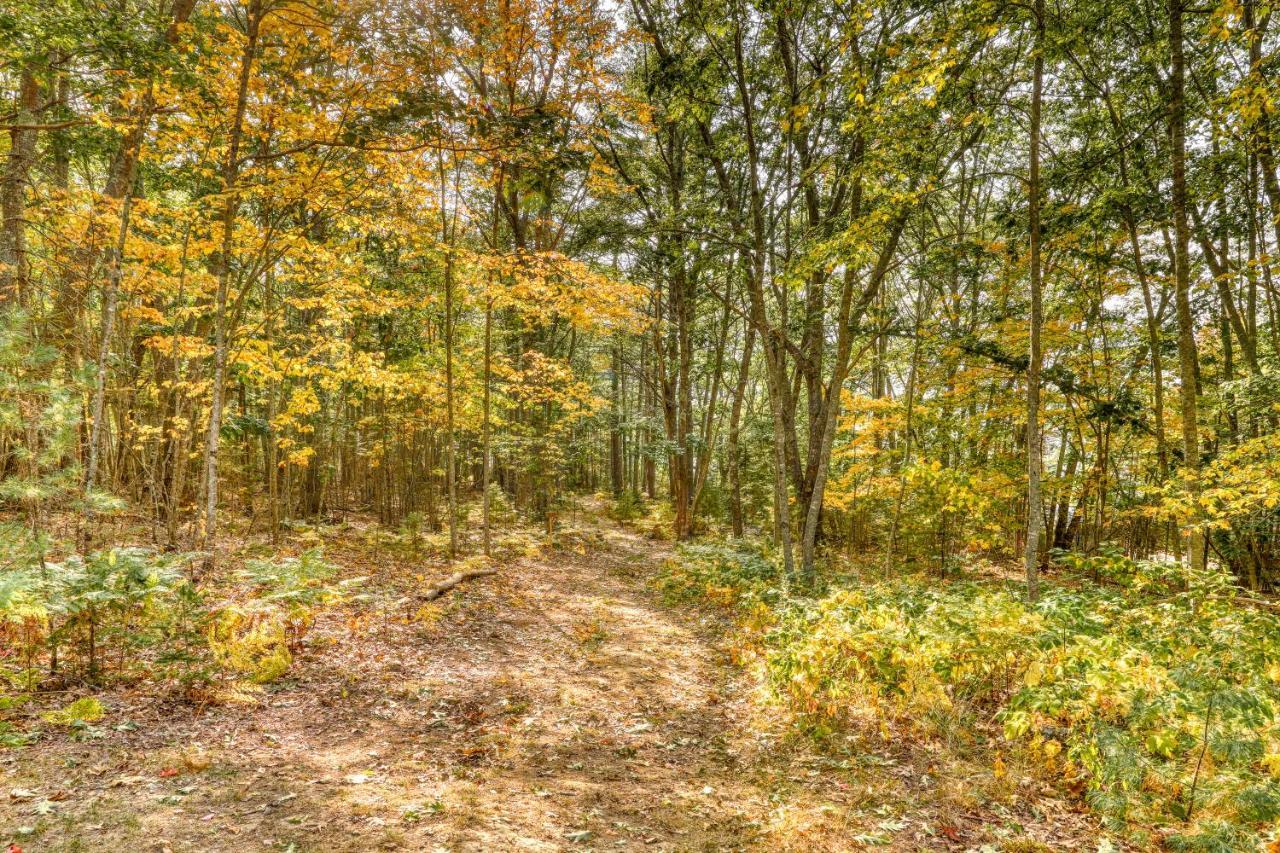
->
[[1025, 0, 1045, 602], [1169, 0, 1206, 572]]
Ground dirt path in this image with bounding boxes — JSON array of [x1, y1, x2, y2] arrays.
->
[[2, 519, 1099, 851]]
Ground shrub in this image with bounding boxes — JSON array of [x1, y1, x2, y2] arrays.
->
[[608, 489, 645, 523], [236, 548, 352, 646], [400, 511, 426, 554], [483, 483, 517, 526], [669, 540, 1280, 847], [1003, 560, 1280, 845], [44, 547, 198, 680], [766, 582, 1041, 731], [641, 501, 675, 540], [209, 549, 359, 684], [0, 566, 48, 689], [657, 541, 782, 610], [0, 545, 204, 688]]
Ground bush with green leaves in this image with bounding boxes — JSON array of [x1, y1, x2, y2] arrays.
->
[[1002, 560, 1280, 848], [0, 558, 47, 690], [483, 482, 517, 527], [48, 548, 194, 676], [657, 541, 783, 611], [766, 580, 1043, 739], [37, 547, 204, 684], [0, 541, 211, 746], [608, 489, 646, 523], [399, 511, 426, 554]]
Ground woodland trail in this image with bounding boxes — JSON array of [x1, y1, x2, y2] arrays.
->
[[1, 517, 1099, 851]]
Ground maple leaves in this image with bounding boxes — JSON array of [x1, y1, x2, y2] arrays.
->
[[463, 248, 644, 331], [11, 0, 639, 505]]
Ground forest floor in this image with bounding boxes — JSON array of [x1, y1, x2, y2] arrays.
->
[[2, 509, 1107, 852]]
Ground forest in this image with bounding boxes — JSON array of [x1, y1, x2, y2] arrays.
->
[[3, 0, 1280, 848]]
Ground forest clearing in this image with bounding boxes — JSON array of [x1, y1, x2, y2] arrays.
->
[[0, 508, 1106, 851], [5, 0, 1280, 848]]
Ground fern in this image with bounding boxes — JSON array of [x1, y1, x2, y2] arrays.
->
[[673, 540, 1280, 847]]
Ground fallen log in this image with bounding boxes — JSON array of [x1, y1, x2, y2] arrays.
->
[[419, 568, 497, 601]]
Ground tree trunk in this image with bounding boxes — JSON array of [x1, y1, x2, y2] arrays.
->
[[610, 340, 625, 497], [0, 68, 38, 306], [199, 0, 263, 560], [440, 153, 459, 560], [727, 311, 756, 538], [1169, 0, 1206, 572], [1024, 0, 1045, 602], [82, 190, 134, 547]]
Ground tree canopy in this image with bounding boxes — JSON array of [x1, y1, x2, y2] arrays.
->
[[5, 0, 1280, 846]]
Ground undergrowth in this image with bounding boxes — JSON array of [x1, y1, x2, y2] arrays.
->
[[659, 541, 1280, 849], [208, 549, 362, 684], [0, 542, 360, 743]]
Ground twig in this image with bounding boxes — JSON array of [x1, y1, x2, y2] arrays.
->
[[1184, 688, 1216, 823]]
